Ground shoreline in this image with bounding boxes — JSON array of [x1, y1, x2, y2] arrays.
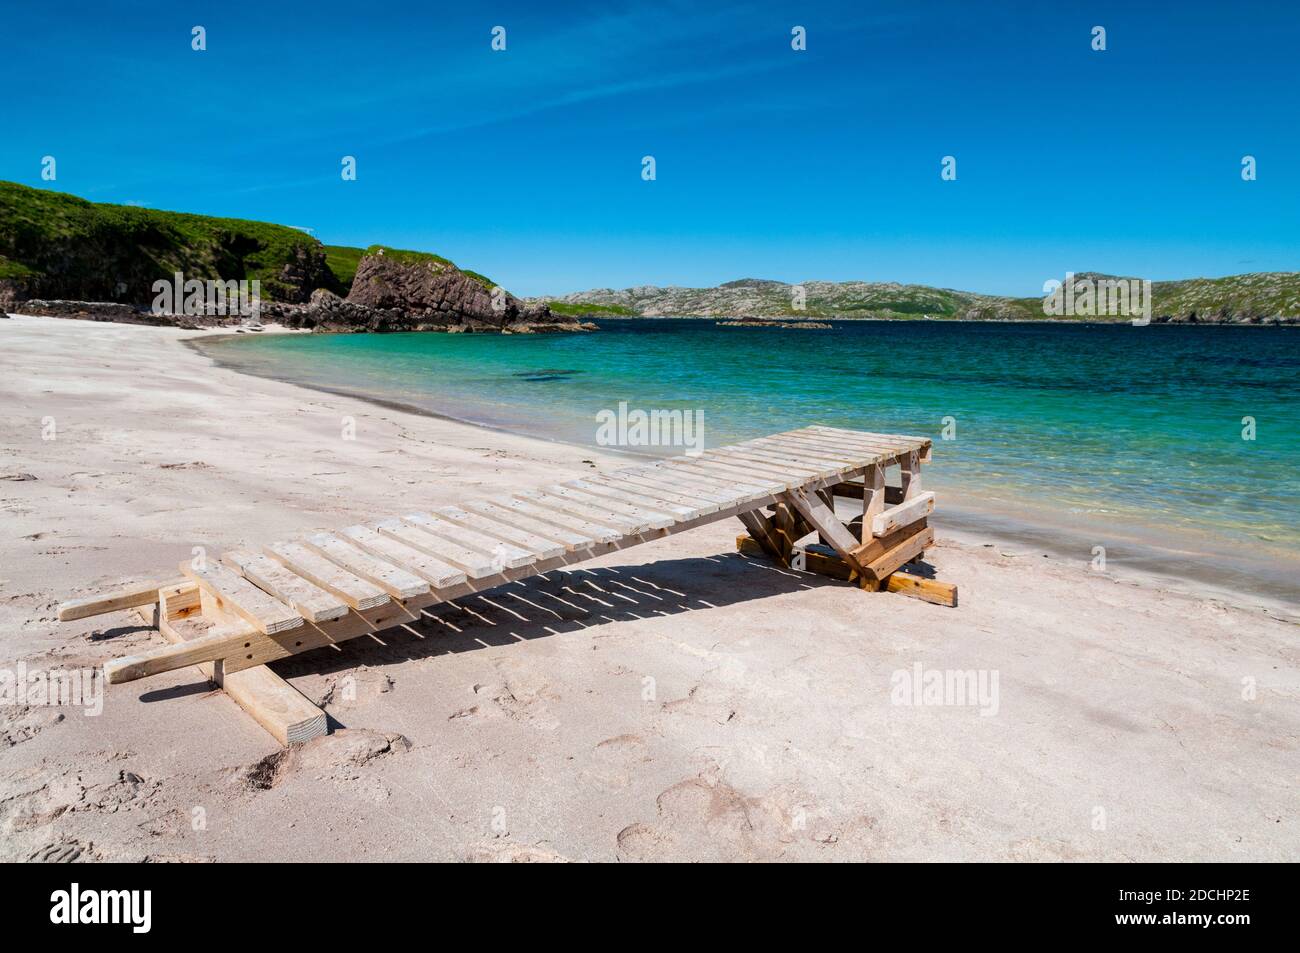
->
[[3, 313, 1297, 862], [189, 327, 1300, 618]]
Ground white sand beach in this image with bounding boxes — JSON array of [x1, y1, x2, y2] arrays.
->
[[1, 313, 1295, 862]]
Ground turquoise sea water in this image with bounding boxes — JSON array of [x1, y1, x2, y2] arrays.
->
[[197, 319, 1300, 598]]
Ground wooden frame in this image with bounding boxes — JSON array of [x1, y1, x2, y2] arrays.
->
[[58, 425, 955, 746]]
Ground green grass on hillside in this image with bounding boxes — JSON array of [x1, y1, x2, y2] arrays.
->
[[324, 245, 365, 288], [0, 180, 329, 302], [545, 300, 636, 317]]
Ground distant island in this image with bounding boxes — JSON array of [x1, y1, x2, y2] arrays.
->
[[0, 182, 586, 334], [541, 274, 1300, 325]]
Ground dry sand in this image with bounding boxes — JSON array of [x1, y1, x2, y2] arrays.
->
[[1, 313, 1295, 862]]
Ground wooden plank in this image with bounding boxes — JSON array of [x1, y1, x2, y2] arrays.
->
[[221, 665, 329, 745], [655, 460, 781, 496], [223, 550, 349, 623], [481, 495, 622, 543], [428, 505, 565, 560], [785, 429, 909, 454], [750, 436, 872, 466], [549, 483, 680, 528], [264, 540, 390, 611], [736, 510, 786, 562], [735, 535, 955, 606], [463, 499, 599, 551], [863, 527, 934, 581], [301, 532, 430, 600], [569, 477, 709, 518], [617, 469, 740, 505], [521, 487, 662, 534], [401, 512, 533, 569], [861, 464, 886, 543], [810, 424, 932, 447], [181, 561, 303, 635], [871, 490, 935, 537], [56, 578, 183, 621], [670, 458, 794, 491], [155, 609, 327, 745], [353, 522, 480, 584], [885, 571, 956, 607], [900, 449, 922, 500], [779, 486, 860, 556], [831, 481, 905, 506], [734, 440, 861, 472], [704, 448, 828, 480]]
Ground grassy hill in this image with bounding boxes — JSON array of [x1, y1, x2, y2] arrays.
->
[[0, 183, 504, 307], [0, 181, 350, 303]]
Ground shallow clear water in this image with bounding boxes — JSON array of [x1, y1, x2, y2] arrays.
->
[[197, 319, 1300, 567]]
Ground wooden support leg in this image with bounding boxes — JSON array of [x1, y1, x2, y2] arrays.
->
[[155, 582, 327, 746], [900, 450, 921, 500], [778, 485, 875, 587], [861, 464, 885, 544]]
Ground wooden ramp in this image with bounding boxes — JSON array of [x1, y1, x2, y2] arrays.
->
[[59, 426, 955, 746]]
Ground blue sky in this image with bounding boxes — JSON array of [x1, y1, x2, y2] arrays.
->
[[3, 0, 1297, 296]]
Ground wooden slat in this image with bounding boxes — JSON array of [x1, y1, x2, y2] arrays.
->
[[871, 491, 935, 537], [550, 483, 680, 528], [429, 505, 565, 560], [567, 477, 705, 518], [463, 499, 600, 550], [57, 578, 181, 622], [650, 461, 777, 497], [863, 527, 934, 581], [616, 469, 739, 505], [402, 512, 532, 569], [482, 495, 623, 543], [354, 522, 481, 583], [785, 431, 915, 461], [264, 540, 390, 611], [750, 436, 868, 464], [516, 488, 650, 535], [588, 474, 723, 513], [301, 532, 430, 600], [701, 449, 826, 481], [181, 561, 303, 635], [223, 550, 349, 623], [669, 458, 793, 491], [810, 424, 931, 445], [734, 440, 861, 471]]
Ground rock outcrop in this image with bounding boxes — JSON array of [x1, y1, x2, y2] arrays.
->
[[260, 252, 593, 333]]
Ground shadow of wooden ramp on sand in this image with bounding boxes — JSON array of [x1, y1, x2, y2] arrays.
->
[[57, 425, 957, 746]]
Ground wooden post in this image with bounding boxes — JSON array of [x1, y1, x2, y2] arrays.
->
[[862, 464, 885, 543]]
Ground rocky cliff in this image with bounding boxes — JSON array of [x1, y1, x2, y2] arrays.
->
[[259, 247, 587, 333]]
